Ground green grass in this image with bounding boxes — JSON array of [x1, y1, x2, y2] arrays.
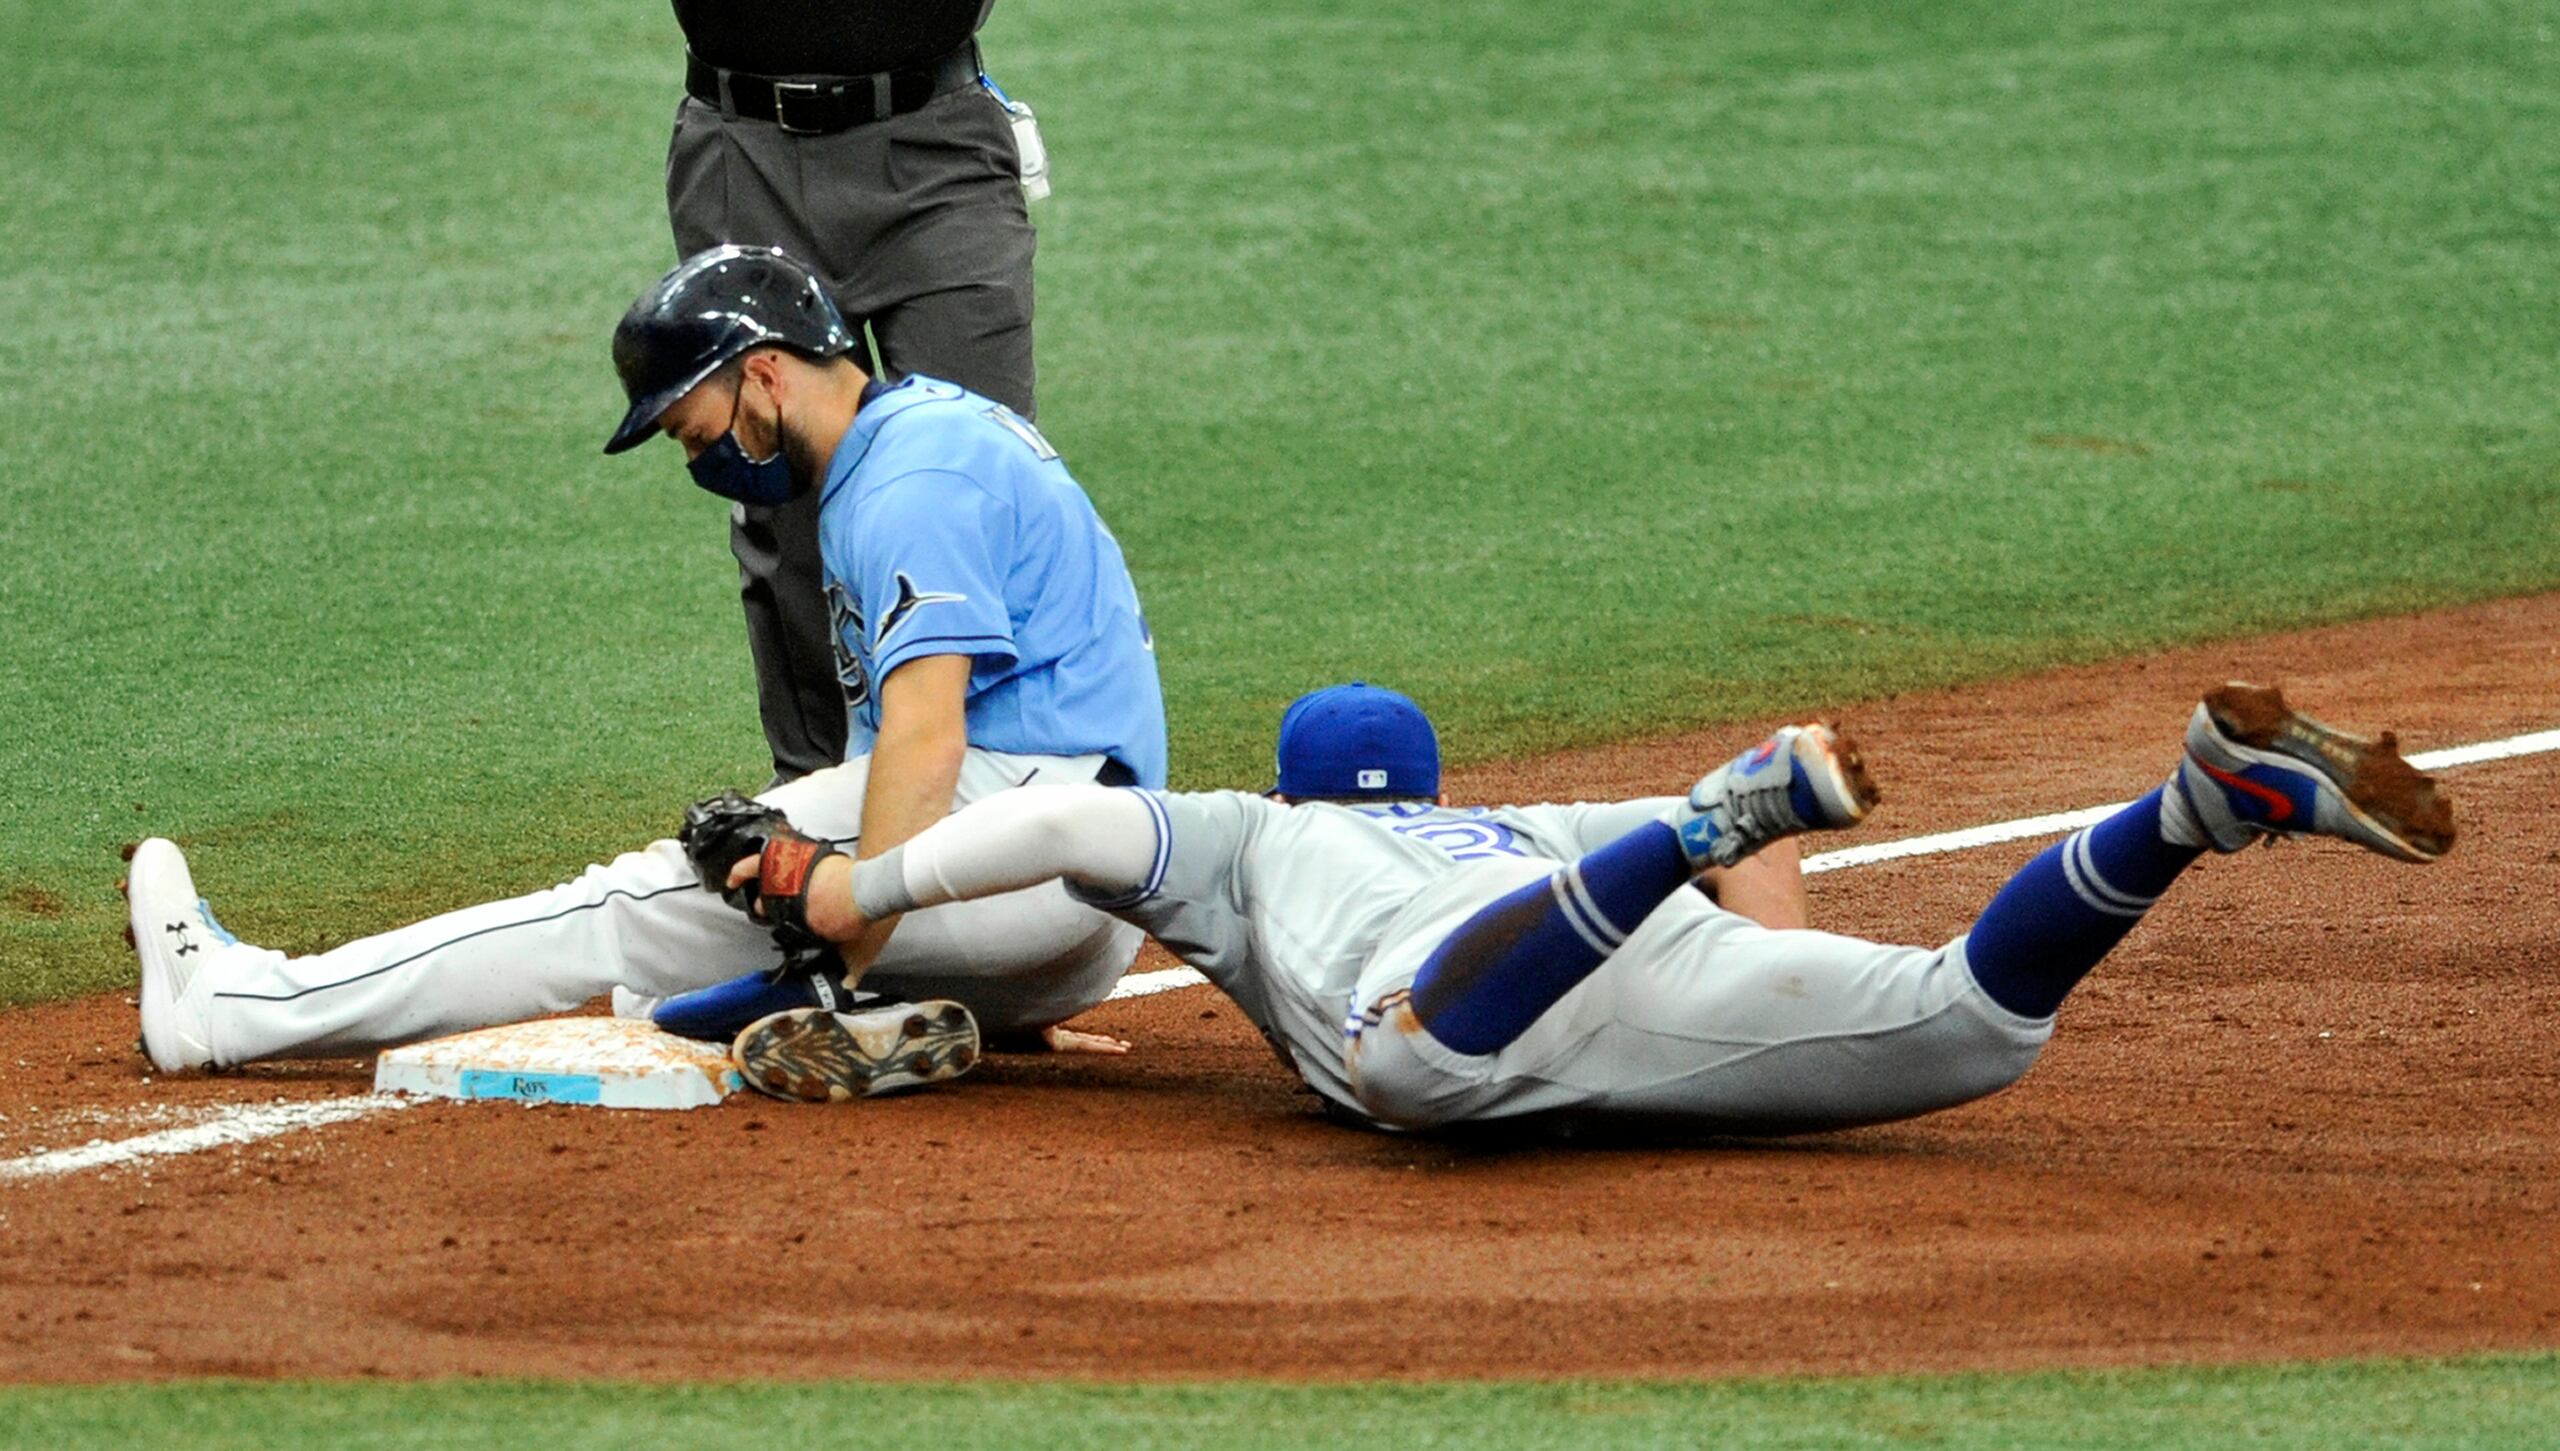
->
[[1, 1355, 2554, 1449], [2, 0, 2556, 1003]]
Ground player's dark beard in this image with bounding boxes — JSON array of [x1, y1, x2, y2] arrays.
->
[[772, 409, 824, 494], [747, 378, 827, 495]]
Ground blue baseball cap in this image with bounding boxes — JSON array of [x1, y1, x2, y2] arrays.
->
[[1273, 683, 1441, 799]]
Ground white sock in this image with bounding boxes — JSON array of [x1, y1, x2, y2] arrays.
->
[[2157, 770, 2211, 849]]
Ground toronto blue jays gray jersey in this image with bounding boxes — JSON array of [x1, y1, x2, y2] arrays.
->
[[1099, 791, 2050, 1131], [1096, 792, 1670, 1110]]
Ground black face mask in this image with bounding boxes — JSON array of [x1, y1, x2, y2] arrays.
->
[[686, 375, 802, 506]]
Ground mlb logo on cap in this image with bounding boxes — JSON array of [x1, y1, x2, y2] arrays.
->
[[1273, 683, 1441, 800]]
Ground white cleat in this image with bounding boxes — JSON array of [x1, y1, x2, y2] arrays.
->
[[127, 837, 230, 1072], [1668, 722, 1881, 869]]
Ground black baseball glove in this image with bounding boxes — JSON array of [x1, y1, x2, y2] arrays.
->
[[678, 791, 844, 955]]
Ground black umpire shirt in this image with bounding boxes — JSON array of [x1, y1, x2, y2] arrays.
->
[[673, 0, 995, 76]]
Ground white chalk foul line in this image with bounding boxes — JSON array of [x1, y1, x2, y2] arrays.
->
[[2408, 728, 2560, 772], [8, 724, 2551, 1186], [1104, 723, 2560, 995], [1109, 966, 1214, 1001], [1799, 726, 2560, 875], [0, 1095, 407, 1184]]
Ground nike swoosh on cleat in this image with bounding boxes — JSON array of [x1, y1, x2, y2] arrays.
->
[[2197, 760, 2296, 824]]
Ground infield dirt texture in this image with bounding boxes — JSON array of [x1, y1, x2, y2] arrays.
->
[[3, 595, 2557, 1384], [4, 0, 2558, 1442]]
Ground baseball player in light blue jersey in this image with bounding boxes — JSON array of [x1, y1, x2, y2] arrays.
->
[[128, 248, 1164, 1072], [817, 375, 1165, 786], [720, 681, 2455, 1131]]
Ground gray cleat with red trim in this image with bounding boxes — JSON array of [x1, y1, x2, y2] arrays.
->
[[2163, 682, 2455, 862]]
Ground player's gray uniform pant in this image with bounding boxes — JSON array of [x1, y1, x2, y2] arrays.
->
[[194, 750, 1136, 1067], [667, 83, 1036, 780], [1133, 793, 2053, 1134], [1342, 879, 2050, 1133]]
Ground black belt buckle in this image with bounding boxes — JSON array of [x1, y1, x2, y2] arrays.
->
[[771, 80, 832, 135]]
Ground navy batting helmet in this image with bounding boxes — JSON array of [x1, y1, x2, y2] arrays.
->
[[602, 245, 859, 455]]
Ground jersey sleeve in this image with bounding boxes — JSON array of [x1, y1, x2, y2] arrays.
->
[[852, 469, 1021, 682]]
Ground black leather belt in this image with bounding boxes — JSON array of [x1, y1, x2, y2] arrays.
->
[[686, 42, 979, 135]]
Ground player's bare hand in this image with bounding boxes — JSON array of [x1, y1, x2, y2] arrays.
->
[[1041, 1025, 1131, 1055]]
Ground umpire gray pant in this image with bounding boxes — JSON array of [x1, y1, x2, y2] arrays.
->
[[666, 80, 1037, 781]]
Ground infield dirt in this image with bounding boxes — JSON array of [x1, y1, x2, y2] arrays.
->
[[3, 594, 2555, 1381]]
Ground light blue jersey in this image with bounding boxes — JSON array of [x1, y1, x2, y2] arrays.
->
[[816, 377, 1167, 787]]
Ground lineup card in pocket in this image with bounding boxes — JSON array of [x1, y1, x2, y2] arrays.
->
[[981, 74, 1051, 200]]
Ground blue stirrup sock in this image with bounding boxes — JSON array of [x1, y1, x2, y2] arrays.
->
[[1964, 786, 2204, 1019], [1408, 821, 1696, 1056]]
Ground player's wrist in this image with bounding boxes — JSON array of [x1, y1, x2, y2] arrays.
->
[[804, 854, 864, 941]]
